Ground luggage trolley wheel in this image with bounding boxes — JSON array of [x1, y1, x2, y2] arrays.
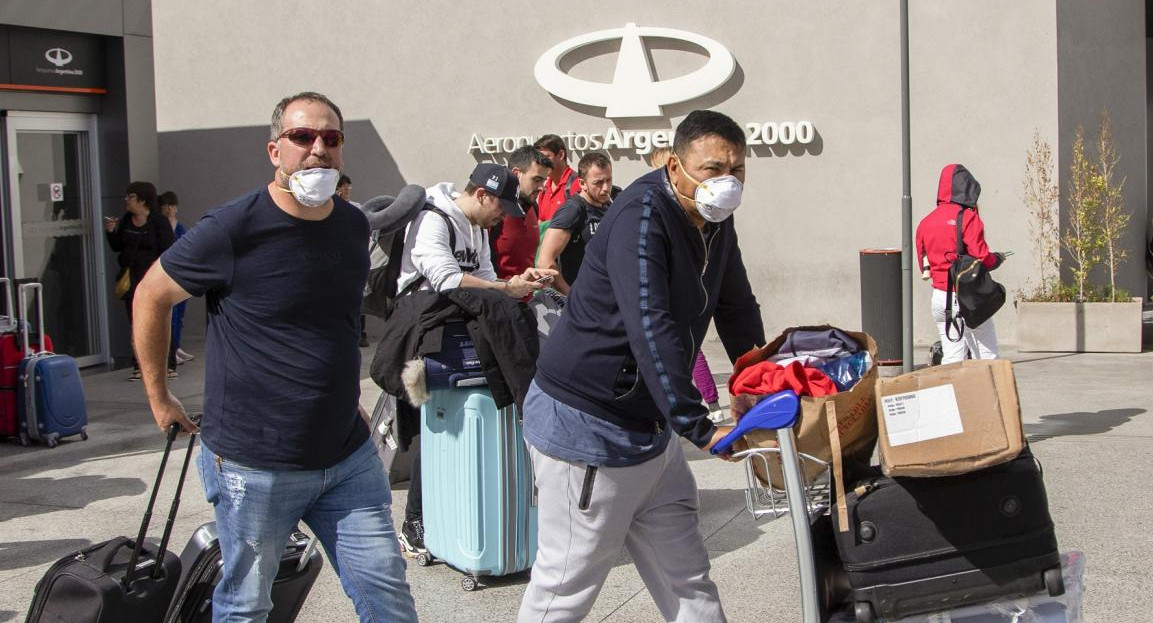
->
[[854, 601, 875, 623], [461, 576, 478, 592], [1044, 565, 1065, 597]]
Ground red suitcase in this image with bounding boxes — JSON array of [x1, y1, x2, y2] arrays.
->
[[0, 277, 52, 439]]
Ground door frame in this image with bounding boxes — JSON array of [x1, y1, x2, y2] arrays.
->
[[3, 110, 107, 367]]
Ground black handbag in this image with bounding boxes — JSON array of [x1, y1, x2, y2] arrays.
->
[[946, 207, 1005, 340]]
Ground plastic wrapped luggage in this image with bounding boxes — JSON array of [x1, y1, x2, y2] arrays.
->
[[25, 424, 192, 623], [419, 387, 536, 590], [164, 522, 323, 623], [832, 447, 1063, 623], [17, 282, 86, 447]]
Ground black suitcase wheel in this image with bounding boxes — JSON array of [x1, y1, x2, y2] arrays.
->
[[46, 437, 58, 448], [1044, 566, 1065, 597], [415, 552, 431, 567], [461, 576, 478, 592], [854, 601, 875, 623], [18, 433, 29, 446], [80, 431, 89, 441]]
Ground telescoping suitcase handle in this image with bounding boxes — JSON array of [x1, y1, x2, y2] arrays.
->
[[124, 419, 199, 587], [0, 277, 14, 334], [17, 282, 48, 356]]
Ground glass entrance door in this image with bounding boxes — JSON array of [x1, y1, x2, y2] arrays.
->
[[4, 112, 105, 367]]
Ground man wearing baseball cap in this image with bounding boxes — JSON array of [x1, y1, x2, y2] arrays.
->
[[393, 162, 557, 554]]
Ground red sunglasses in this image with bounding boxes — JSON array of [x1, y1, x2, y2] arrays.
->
[[278, 127, 345, 148]]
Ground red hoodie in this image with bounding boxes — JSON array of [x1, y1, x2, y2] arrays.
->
[[915, 164, 998, 290]]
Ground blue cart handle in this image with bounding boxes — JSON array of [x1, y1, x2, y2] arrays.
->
[[710, 390, 800, 455]]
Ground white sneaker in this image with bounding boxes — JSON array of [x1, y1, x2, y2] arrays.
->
[[707, 402, 727, 424], [175, 348, 194, 363]]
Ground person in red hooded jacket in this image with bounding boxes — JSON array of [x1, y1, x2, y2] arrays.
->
[[916, 164, 1007, 363]]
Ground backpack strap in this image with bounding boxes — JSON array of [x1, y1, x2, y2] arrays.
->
[[944, 206, 966, 342], [394, 204, 457, 298]]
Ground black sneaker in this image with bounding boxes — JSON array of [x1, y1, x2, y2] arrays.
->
[[399, 518, 426, 554]]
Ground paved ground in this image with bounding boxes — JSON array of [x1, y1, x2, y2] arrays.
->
[[1, 318, 1150, 622]]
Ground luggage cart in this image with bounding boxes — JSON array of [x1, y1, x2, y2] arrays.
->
[[712, 390, 852, 623]]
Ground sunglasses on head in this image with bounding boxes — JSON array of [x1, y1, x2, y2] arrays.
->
[[278, 127, 345, 148]]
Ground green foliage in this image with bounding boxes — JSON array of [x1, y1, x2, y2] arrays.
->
[[1023, 282, 1130, 303], [1020, 111, 1131, 303]]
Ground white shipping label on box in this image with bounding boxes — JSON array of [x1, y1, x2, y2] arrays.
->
[[882, 384, 964, 447]]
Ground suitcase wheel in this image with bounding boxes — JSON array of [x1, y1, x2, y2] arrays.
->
[[1044, 566, 1065, 597], [46, 437, 58, 448], [854, 601, 875, 623], [18, 433, 29, 447], [80, 431, 89, 441], [461, 576, 478, 592], [415, 552, 432, 567]]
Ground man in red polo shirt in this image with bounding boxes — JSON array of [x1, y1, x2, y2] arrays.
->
[[490, 146, 553, 279], [534, 135, 583, 232]]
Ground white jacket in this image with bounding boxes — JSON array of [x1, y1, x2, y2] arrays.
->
[[395, 182, 496, 293]]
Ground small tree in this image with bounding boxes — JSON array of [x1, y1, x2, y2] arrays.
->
[[1022, 111, 1132, 303], [1021, 132, 1060, 299], [1062, 125, 1103, 302], [1094, 111, 1129, 302]]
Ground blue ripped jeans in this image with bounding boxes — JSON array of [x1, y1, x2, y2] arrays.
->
[[196, 439, 417, 623]]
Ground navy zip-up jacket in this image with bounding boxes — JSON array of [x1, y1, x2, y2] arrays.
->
[[534, 167, 765, 449]]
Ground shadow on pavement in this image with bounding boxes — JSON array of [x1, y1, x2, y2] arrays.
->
[[0, 609, 17, 622], [0, 475, 146, 522], [0, 539, 91, 572], [1025, 407, 1145, 442]]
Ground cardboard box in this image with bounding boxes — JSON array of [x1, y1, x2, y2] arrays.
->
[[876, 359, 1024, 477], [732, 326, 879, 488]]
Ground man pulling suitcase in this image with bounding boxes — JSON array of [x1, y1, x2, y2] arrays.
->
[[132, 91, 417, 622]]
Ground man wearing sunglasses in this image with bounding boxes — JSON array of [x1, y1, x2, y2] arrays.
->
[[132, 92, 418, 622]]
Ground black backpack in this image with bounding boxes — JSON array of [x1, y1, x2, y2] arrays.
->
[[363, 204, 455, 318], [945, 206, 1005, 340]]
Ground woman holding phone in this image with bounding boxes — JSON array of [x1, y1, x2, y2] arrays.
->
[[104, 181, 176, 379]]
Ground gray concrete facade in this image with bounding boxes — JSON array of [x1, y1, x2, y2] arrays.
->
[[151, 0, 1150, 347], [0, 0, 158, 367]]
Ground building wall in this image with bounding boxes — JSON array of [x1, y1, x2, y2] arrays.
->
[[0, 0, 157, 366], [153, 0, 1145, 347], [1057, 0, 1148, 299]]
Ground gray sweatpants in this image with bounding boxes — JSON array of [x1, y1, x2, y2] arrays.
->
[[517, 439, 726, 623]]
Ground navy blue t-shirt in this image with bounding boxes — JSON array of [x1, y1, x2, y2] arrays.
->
[[161, 189, 370, 470], [549, 195, 607, 287]]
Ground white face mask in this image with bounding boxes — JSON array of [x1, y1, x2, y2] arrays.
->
[[674, 160, 744, 223], [282, 167, 341, 207]]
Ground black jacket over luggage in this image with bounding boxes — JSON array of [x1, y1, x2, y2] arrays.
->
[[164, 522, 322, 623], [25, 425, 194, 623], [832, 448, 1063, 623]]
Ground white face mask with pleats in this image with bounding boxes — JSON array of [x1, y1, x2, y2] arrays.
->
[[280, 167, 341, 207], [673, 158, 744, 223]]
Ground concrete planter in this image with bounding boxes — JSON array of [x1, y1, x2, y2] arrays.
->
[[1016, 298, 1144, 353]]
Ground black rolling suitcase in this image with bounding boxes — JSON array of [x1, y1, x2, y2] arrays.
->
[[832, 447, 1064, 623], [164, 522, 323, 623], [25, 424, 195, 623]]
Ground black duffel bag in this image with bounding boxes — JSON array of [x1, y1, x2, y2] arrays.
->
[[946, 206, 1005, 340]]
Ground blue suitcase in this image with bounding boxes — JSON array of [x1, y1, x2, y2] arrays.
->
[[420, 388, 536, 591], [423, 321, 487, 390], [17, 283, 88, 448]]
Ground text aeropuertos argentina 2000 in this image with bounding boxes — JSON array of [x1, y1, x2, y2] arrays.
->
[[467, 121, 816, 156]]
